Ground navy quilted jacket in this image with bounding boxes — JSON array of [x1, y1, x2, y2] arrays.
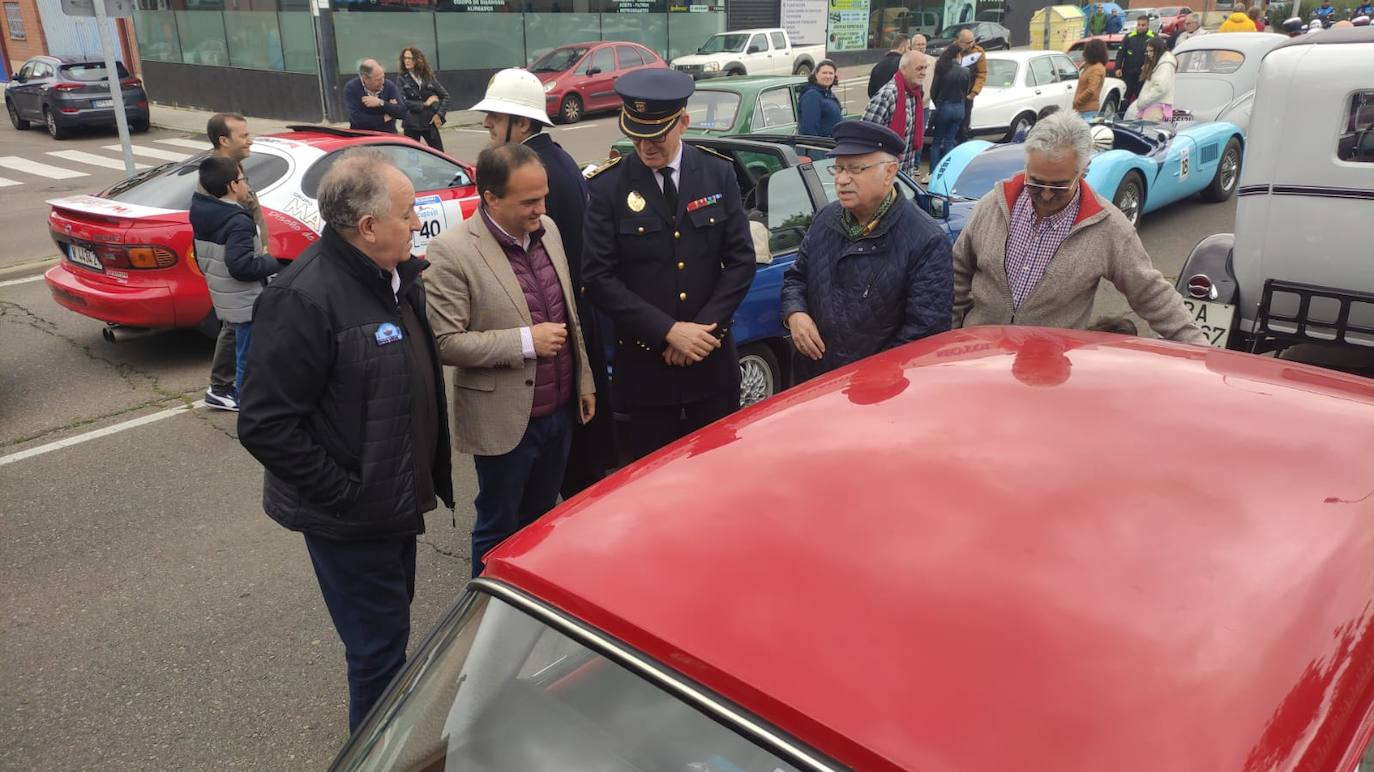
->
[[780, 196, 953, 382]]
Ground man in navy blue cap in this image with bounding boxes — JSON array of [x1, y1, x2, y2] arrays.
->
[[583, 68, 757, 459], [780, 120, 952, 382]]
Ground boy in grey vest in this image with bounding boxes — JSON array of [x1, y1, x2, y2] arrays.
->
[[190, 156, 283, 396]]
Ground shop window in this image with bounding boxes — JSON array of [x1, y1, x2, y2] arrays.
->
[[5, 3, 24, 40], [524, 13, 600, 66], [333, 11, 435, 74], [133, 4, 183, 63], [278, 11, 317, 73], [176, 9, 229, 66], [601, 10, 666, 56], [224, 10, 285, 70], [437, 11, 524, 70], [1338, 91, 1374, 164], [666, 1, 723, 62]]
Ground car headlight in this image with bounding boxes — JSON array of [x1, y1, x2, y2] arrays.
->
[[705, 62, 720, 71], [543, 81, 556, 93]]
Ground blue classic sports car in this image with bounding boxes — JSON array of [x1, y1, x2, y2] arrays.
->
[[928, 119, 1245, 227]]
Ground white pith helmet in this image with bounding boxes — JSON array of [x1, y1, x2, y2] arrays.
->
[[469, 68, 554, 126]]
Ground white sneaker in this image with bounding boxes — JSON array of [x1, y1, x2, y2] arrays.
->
[[204, 388, 239, 412], [920, 173, 932, 184]]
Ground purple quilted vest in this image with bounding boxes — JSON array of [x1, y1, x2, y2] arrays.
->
[[483, 211, 573, 417]]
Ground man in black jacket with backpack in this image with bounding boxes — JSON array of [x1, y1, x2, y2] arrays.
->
[[238, 148, 453, 733]]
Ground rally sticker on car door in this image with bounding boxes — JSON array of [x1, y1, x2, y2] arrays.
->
[[412, 194, 448, 253], [1179, 146, 1190, 181]]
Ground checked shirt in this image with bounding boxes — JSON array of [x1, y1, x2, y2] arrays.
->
[[1004, 186, 1081, 309], [861, 81, 921, 179]]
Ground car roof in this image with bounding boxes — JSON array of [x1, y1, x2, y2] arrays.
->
[[484, 327, 1374, 771], [1271, 25, 1374, 49], [263, 125, 471, 156], [1175, 30, 1294, 53], [694, 75, 803, 90], [27, 55, 126, 65]]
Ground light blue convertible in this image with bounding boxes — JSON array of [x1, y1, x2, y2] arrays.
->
[[927, 119, 1245, 227]]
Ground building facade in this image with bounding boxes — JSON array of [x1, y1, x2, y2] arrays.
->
[[4, 0, 141, 81]]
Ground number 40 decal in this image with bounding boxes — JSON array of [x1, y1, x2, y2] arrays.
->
[[419, 219, 441, 239]]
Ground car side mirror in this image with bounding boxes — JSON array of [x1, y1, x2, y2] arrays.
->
[[928, 197, 947, 219], [586, 67, 601, 76], [12, 73, 24, 83], [748, 45, 762, 53]]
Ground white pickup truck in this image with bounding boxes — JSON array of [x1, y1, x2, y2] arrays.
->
[[670, 29, 826, 79]]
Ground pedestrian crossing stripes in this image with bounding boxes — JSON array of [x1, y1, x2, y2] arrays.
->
[[0, 156, 90, 180], [47, 150, 151, 171], [0, 178, 19, 188], [155, 137, 212, 151], [108, 144, 191, 162]]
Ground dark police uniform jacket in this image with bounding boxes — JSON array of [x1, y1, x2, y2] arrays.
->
[[583, 143, 756, 408]]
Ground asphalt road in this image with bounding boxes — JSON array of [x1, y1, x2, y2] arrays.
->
[[5, 99, 1365, 768]]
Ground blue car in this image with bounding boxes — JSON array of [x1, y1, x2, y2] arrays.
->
[[928, 118, 1245, 227], [601, 134, 975, 411]]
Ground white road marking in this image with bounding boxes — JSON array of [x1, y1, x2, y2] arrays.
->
[[0, 156, 89, 180], [0, 177, 19, 187], [0, 400, 208, 467], [156, 137, 213, 150], [106, 144, 190, 162], [0, 275, 46, 288], [47, 150, 150, 171], [455, 129, 490, 135]]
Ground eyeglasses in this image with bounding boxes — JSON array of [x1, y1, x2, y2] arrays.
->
[[630, 133, 672, 146], [1025, 176, 1079, 197], [826, 160, 895, 177]]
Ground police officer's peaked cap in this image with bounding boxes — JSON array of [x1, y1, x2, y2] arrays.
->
[[829, 120, 906, 158], [615, 69, 695, 139]]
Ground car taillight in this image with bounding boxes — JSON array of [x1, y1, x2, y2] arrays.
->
[[52, 82, 85, 92], [97, 244, 178, 270], [121, 78, 142, 87], [186, 246, 202, 277], [136, 100, 148, 109], [1187, 274, 1216, 300]]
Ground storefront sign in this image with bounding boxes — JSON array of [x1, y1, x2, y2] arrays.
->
[[781, 0, 826, 44], [826, 0, 869, 51]]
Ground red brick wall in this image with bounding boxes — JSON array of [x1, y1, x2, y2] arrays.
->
[[4, 0, 48, 72]]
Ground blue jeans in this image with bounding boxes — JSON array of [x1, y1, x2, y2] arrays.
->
[[471, 406, 574, 577], [232, 320, 253, 394], [929, 100, 966, 177], [305, 534, 416, 732]]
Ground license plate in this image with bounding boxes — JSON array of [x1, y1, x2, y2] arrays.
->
[[93, 99, 113, 108], [68, 244, 103, 272], [1182, 299, 1235, 348]]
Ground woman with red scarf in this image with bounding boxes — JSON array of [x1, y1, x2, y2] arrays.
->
[[860, 51, 928, 180]]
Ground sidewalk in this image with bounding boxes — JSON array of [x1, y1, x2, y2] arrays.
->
[[147, 102, 487, 138]]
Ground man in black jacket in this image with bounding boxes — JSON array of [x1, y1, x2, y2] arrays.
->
[[238, 148, 453, 733], [867, 33, 910, 97], [1116, 17, 1155, 112], [471, 67, 616, 492]]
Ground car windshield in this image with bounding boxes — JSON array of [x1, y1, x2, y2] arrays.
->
[[686, 90, 741, 131], [59, 62, 132, 80], [938, 23, 977, 37], [529, 47, 588, 73], [1176, 49, 1246, 74], [101, 151, 289, 210], [699, 33, 749, 54], [334, 591, 808, 772], [948, 143, 1029, 200], [984, 59, 1018, 88]]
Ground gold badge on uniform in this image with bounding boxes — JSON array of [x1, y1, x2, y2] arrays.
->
[[627, 191, 646, 212]]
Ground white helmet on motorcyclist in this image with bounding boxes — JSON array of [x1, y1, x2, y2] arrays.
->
[[469, 68, 554, 126]]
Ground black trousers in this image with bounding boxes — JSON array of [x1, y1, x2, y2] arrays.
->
[[626, 389, 738, 461], [305, 533, 416, 733], [209, 321, 236, 394], [957, 96, 975, 143], [404, 124, 444, 152]]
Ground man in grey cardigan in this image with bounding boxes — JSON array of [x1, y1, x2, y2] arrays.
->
[[952, 113, 1206, 345]]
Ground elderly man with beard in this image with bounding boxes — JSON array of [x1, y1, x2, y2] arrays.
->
[[780, 121, 952, 382]]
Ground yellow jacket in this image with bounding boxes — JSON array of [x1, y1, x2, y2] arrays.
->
[[1219, 11, 1257, 31]]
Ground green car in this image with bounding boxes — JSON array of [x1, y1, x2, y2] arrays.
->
[[609, 76, 812, 158]]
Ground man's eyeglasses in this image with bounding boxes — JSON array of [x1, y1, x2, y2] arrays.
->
[[630, 133, 672, 147], [826, 160, 895, 177], [1025, 176, 1079, 197]]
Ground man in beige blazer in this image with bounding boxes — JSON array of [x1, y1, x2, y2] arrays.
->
[[424, 143, 595, 577]]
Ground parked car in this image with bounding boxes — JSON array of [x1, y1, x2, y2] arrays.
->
[[327, 324, 1374, 772], [1155, 5, 1195, 35], [869, 7, 941, 46], [1125, 6, 1164, 32], [931, 117, 1244, 227], [1067, 33, 1126, 76], [925, 21, 1012, 57], [1175, 28, 1374, 353], [963, 50, 1126, 141], [670, 28, 825, 79], [599, 134, 973, 407], [530, 41, 667, 124], [44, 127, 479, 338], [5, 56, 149, 139], [1171, 32, 1289, 137]]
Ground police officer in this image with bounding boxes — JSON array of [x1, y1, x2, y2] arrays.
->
[[583, 69, 757, 459], [471, 68, 614, 495]]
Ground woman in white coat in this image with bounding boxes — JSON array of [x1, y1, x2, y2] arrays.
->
[[1129, 37, 1177, 122]]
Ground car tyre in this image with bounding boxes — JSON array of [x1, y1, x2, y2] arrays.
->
[[1113, 171, 1145, 228], [6, 99, 28, 130], [738, 343, 781, 408], [1200, 137, 1242, 203], [130, 117, 150, 133], [45, 107, 72, 140], [559, 94, 583, 124], [1003, 112, 1035, 142], [794, 61, 813, 77], [726, 67, 746, 77], [1101, 92, 1120, 118]]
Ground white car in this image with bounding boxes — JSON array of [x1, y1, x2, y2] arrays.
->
[[1171, 32, 1290, 137], [670, 29, 825, 79], [966, 50, 1126, 141]]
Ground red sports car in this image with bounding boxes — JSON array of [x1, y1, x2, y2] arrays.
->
[[326, 326, 1374, 771], [44, 127, 479, 336]]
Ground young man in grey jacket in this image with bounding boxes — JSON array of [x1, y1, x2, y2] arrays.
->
[[952, 113, 1206, 345]]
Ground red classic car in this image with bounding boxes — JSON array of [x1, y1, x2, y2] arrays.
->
[[1156, 5, 1196, 35], [1066, 33, 1126, 76], [327, 327, 1374, 771], [530, 41, 667, 124], [44, 127, 478, 338]]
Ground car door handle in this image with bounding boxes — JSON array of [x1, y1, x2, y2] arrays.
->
[[1035, 90, 1042, 95]]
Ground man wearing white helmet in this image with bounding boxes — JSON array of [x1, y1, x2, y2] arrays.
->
[[469, 68, 615, 495]]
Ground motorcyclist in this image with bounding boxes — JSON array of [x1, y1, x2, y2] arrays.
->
[[1313, 0, 1336, 26]]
